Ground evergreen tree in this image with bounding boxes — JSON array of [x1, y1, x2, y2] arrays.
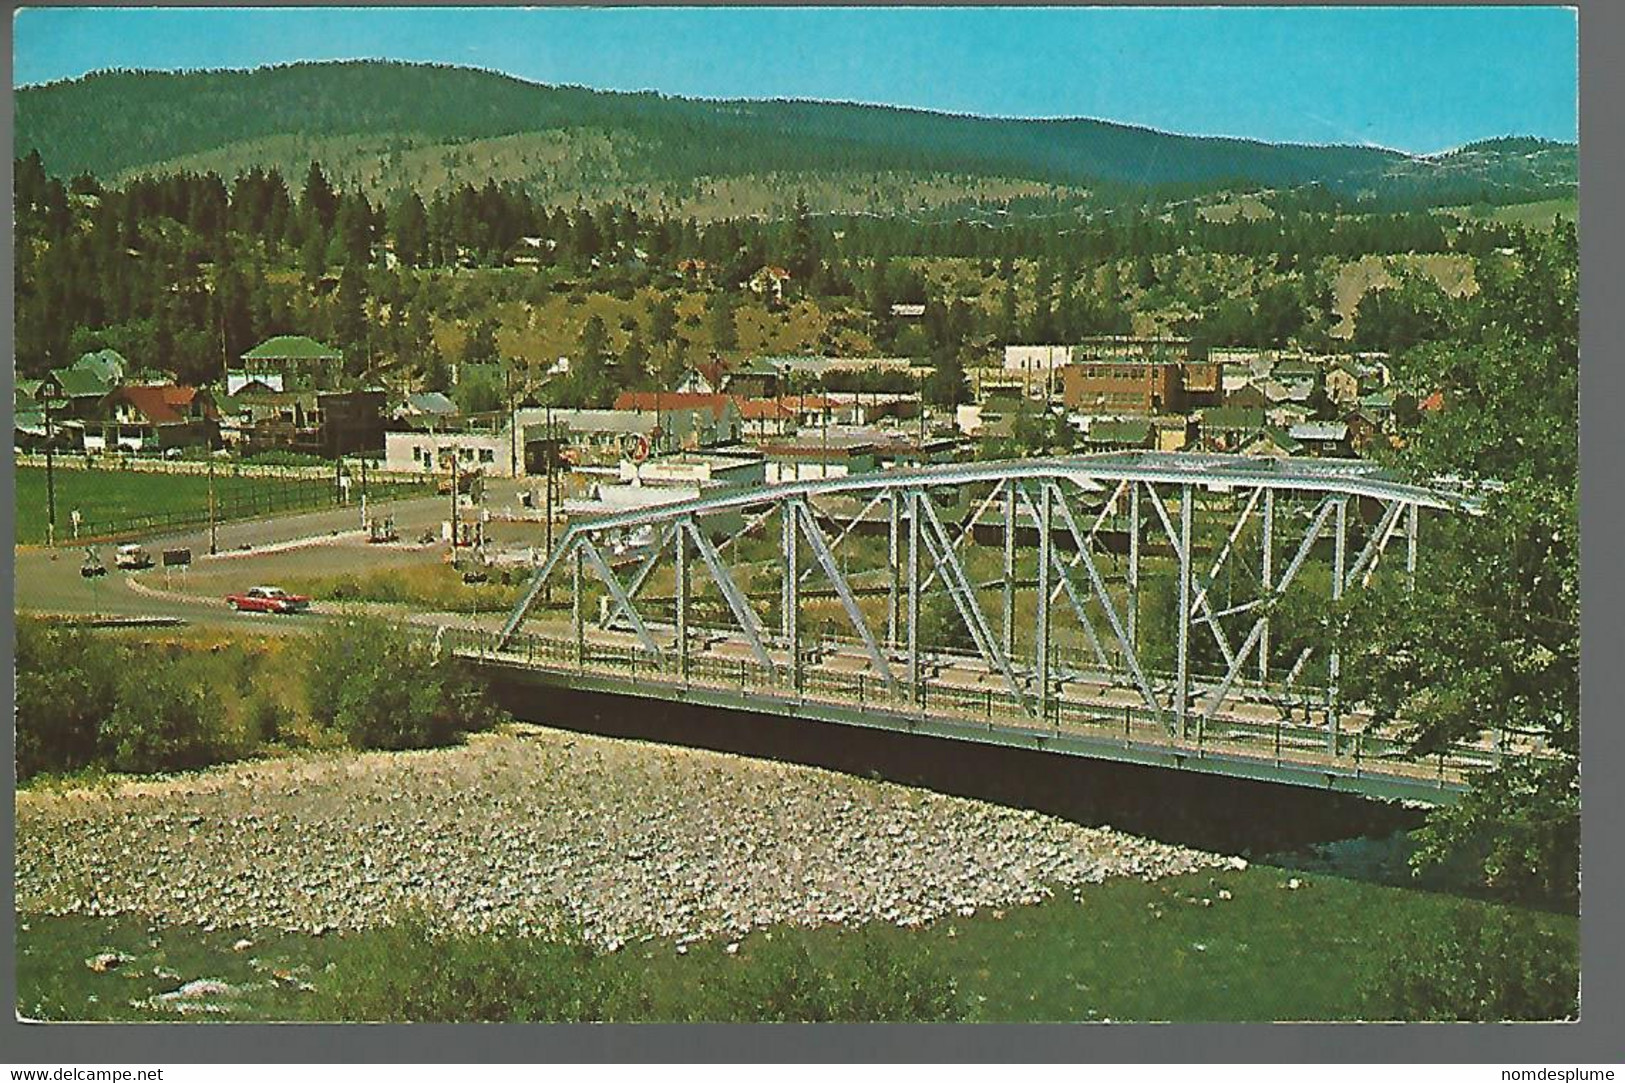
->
[[301, 160, 338, 234], [462, 316, 500, 367], [332, 260, 371, 377], [648, 293, 678, 347], [390, 191, 430, 267], [785, 191, 820, 283], [300, 230, 327, 287], [617, 331, 651, 389], [705, 291, 738, 352], [335, 191, 376, 267]]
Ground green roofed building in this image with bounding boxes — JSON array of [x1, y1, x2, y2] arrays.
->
[[74, 349, 127, 385], [42, 349, 127, 420], [720, 358, 783, 399], [1197, 405, 1267, 451], [239, 335, 344, 391], [1084, 419, 1154, 451]]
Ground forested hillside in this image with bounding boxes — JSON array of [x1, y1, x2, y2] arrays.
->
[[15, 61, 1575, 215]]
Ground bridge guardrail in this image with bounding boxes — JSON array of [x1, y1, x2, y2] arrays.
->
[[439, 624, 1512, 791]]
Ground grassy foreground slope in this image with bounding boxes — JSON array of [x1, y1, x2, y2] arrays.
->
[[18, 865, 1576, 1022]]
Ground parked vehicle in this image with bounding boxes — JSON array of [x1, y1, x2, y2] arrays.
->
[[114, 543, 154, 570], [225, 586, 312, 614], [80, 549, 107, 578]]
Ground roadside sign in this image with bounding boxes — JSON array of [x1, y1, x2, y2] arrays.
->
[[161, 548, 192, 567]]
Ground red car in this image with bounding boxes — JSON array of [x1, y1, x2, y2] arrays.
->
[[226, 586, 312, 614]]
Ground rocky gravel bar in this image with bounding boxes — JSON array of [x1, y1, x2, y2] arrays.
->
[[17, 725, 1231, 949]]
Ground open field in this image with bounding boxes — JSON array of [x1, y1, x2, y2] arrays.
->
[[15, 465, 436, 546], [1448, 196, 1577, 229], [1329, 253, 1478, 339], [14, 466, 340, 545]]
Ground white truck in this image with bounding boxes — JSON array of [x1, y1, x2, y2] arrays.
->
[[114, 544, 154, 570]]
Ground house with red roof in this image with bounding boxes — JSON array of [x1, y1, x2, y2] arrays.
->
[[95, 385, 218, 452], [738, 397, 798, 438]]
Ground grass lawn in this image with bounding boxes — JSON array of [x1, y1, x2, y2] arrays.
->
[[16, 865, 1578, 1022], [14, 466, 341, 545], [278, 562, 527, 613], [1449, 197, 1578, 230]]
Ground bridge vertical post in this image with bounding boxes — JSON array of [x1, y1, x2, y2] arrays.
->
[[1175, 483, 1193, 740], [887, 489, 900, 650], [1328, 497, 1347, 752], [1127, 482, 1141, 656], [675, 523, 689, 684], [1406, 502, 1419, 592], [783, 498, 800, 693], [572, 545, 584, 668], [1003, 479, 1016, 659], [1260, 488, 1273, 685], [1035, 482, 1052, 723], [906, 487, 921, 708]]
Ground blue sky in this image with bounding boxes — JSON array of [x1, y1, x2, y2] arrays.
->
[[13, 6, 1578, 154]]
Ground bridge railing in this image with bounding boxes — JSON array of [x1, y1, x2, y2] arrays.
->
[[439, 624, 1512, 790]]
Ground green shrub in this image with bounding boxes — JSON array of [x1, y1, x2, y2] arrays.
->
[[690, 927, 963, 1022], [102, 670, 222, 774], [242, 450, 328, 467], [1358, 903, 1578, 1021], [326, 574, 364, 601], [247, 696, 291, 744], [15, 619, 121, 780], [304, 617, 500, 750], [313, 915, 635, 1022]]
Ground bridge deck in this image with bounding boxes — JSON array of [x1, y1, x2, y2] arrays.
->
[[444, 626, 1511, 805]]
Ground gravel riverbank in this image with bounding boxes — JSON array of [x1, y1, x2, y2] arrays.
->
[[17, 724, 1231, 949]]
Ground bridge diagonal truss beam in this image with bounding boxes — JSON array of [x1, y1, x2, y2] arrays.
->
[[684, 517, 775, 668], [578, 535, 662, 656], [1038, 479, 1166, 725], [794, 497, 899, 691], [916, 488, 1033, 714]]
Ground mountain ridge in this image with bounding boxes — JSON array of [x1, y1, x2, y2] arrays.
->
[[15, 60, 1575, 212]]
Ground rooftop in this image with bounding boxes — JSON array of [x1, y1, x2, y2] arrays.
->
[[242, 335, 343, 362]]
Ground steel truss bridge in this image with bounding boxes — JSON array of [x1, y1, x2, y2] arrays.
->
[[464, 452, 1518, 804]]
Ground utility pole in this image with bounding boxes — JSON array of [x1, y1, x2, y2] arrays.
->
[[507, 362, 518, 478], [821, 396, 829, 480], [208, 446, 218, 554], [544, 402, 555, 556], [543, 401, 554, 605], [43, 396, 60, 548], [917, 370, 927, 451], [450, 446, 460, 552]]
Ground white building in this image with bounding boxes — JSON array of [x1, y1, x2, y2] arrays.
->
[[564, 452, 764, 535], [385, 429, 511, 477], [1002, 345, 1074, 373]]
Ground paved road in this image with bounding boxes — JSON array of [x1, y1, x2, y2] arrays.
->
[[14, 494, 479, 628]]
